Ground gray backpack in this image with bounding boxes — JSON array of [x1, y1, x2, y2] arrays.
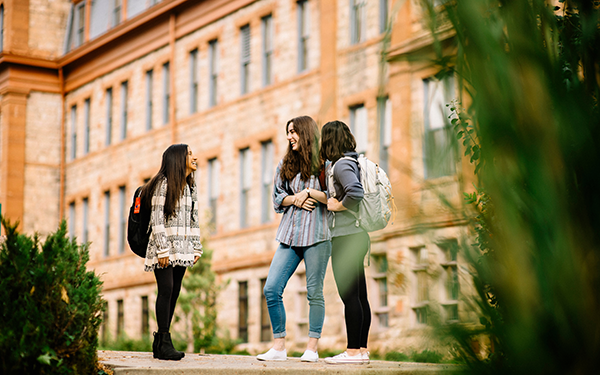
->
[[328, 155, 396, 232]]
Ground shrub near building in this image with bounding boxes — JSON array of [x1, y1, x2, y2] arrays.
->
[[0, 219, 104, 374]]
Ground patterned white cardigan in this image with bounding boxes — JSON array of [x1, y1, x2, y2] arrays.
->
[[144, 177, 203, 271]]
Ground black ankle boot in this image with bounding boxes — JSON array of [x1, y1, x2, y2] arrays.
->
[[152, 332, 161, 358], [155, 332, 184, 360]]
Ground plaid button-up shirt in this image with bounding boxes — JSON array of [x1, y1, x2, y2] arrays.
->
[[273, 161, 330, 247]]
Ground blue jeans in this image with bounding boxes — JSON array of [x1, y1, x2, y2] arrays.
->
[[263, 240, 331, 339]]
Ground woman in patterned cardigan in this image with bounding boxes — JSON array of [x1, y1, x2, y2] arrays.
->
[[141, 144, 202, 360]]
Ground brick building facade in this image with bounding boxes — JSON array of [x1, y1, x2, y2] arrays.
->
[[0, 0, 476, 354]]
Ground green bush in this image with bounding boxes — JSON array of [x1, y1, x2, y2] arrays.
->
[[99, 335, 153, 352], [411, 349, 444, 364], [385, 351, 410, 362], [0, 219, 104, 374]]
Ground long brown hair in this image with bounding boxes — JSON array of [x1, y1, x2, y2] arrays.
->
[[141, 144, 194, 220], [320, 120, 357, 163], [280, 116, 321, 182]]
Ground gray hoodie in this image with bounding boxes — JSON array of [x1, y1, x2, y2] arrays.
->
[[328, 151, 366, 237]]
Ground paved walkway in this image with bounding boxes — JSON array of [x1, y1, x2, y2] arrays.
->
[[98, 350, 463, 374]]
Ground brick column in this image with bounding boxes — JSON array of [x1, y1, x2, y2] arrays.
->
[[0, 89, 29, 230], [319, 0, 338, 122]]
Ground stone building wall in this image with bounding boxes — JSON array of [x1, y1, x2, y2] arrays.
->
[[0, 0, 476, 355]]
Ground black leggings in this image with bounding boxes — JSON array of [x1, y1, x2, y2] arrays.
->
[[154, 265, 187, 333], [331, 231, 371, 349]]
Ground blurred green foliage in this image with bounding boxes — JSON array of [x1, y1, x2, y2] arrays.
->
[[0, 219, 104, 374], [422, 0, 600, 373]]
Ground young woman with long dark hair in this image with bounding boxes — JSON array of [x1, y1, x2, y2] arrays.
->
[[320, 121, 371, 364], [142, 144, 202, 361], [256, 116, 331, 363]]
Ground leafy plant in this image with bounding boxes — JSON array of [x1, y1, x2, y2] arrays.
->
[[421, 0, 600, 373], [0, 218, 104, 374]]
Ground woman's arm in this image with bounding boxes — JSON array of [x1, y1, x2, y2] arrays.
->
[[330, 159, 364, 212], [150, 179, 171, 266]]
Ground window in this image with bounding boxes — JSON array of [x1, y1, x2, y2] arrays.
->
[[113, 0, 122, 27], [371, 254, 389, 329], [238, 281, 248, 343], [411, 246, 429, 325], [379, 0, 389, 33], [350, 104, 368, 155], [423, 75, 457, 179], [350, 0, 367, 44], [260, 278, 271, 342], [77, 2, 86, 47], [240, 24, 251, 95], [378, 97, 392, 171], [1, 5, 4, 52], [163, 62, 171, 125], [70, 105, 77, 160], [207, 158, 220, 232], [208, 39, 219, 107], [261, 15, 274, 86], [141, 296, 149, 336], [189, 49, 199, 114], [106, 88, 113, 145], [239, 148, 252, 228], [118, 186, 126, 254], [65, 1, 86, 51], [104, 190, 111, 257], [261, 141, 274, 223], [84, 98, 90, 155], [145, 70, 153, 131], [120, 81, 128, 140], [439, 239, 459, 322], [82, 197, 89, 244], [101, 301, 109, 343], [297, 0, 310, 72], [69, 202, 76, 241], [117, 299, 124, 337], [296, 273, 309, 338]]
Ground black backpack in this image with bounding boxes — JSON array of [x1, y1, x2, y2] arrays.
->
[[127, 186, 152, 258]]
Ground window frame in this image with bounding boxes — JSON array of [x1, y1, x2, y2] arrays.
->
[[162, 62, 171, 125], [106, 88, 113, 145], [260, 140, 274, 223], [239, 148, 252, 228], [120, 81, 128, 140], [423, 75, 457, 179], [350, 104, 368, 155], [189, 49, 199, 114], [238, 281, 249, 343], [240, 24, 251, 95], [146, 69, 153, 131], [297, 0, 310, 72], [208, 39, 219, 107], [261, 14, 274, 86]]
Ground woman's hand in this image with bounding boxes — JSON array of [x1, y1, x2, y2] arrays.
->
[[327, 197, 347, 212], [301, 198, 318, 211], [158, 257, 169, 268], [292, 189, 310, 208]]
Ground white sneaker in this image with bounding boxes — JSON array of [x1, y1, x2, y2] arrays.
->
[[300, 349, 319, 362], [362, 351, 370, 364], [256, 348, 287, 361], [324, 351, 363, 364]]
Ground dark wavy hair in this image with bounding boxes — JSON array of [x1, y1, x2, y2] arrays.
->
[[280, 116, 321, 182], [320, 120, 357, 163], [141, 144, 194, 220]]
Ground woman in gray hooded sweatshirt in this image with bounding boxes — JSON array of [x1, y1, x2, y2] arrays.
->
[[320, 120, 371, 365]]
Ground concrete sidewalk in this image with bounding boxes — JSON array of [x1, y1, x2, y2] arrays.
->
[[98, 350, 463, 374]]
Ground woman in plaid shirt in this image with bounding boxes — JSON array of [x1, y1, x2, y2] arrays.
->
[[257, 116, 331, 363]]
